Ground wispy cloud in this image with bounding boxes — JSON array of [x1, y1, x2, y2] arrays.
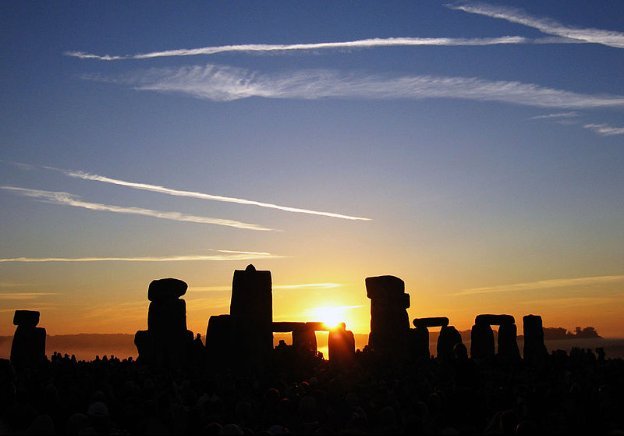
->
[[583, 123, 624, 136], [191, 282, 342, 293], [105, 63, 624, 109], [0, 303, 58, 313], [274, 283, 342, 290], [456, 274, 624, 296], [1, 186, 273, 231], [519, 295, 622, 308], [529, 111, 579, 120], [0, 292, 58, 300], [449, 2, 624, 48], [64, 36, 568, 61], [41, 166, 370, 221], [0, 250, 279, 263]]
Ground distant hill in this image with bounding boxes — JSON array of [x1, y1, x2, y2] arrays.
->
[[0, 334, 137, 361]]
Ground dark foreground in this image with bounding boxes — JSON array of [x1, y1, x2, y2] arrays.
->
[[1, 347, 623, 435]]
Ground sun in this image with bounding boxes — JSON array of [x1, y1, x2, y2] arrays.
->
[[309, 306, 351, 330]]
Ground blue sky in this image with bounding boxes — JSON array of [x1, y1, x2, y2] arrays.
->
[[1, 1, 623, 337]]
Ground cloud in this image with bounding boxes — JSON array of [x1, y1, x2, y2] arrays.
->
[[64, 36, 568, 61], [449, 2, 624, 48], [43, 166, 370, 221], [456, 274, 624, 296], [0, 250, 279, 263], [191, 282, 342, 293], [0, 292, 58, 300], [583, 123, 624, 136], [0, 303, 58, 313], [519, 295, 622, 308], [107, 63, 624, 109], [274, 283, 342, 290], [1, 186, 273, 231], [529, 111, 579, 120]]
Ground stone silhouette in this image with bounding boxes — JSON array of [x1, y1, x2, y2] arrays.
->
[[366, 275, 410, 357], [523, 314, 548, 364], [205, 314, 234, 363], [135, 278, 194, 368], [471, 314, 520, 362], [272, 322, 319, 356], [10, 310, 46, 369], [411, 317, 449, 360], [204, 265, 274, 368], [409, 324, 430, 360], [230, 264, 273, 366], [437, 325, 463, 361], [497, 322, 521, 362], [328, 323, 355, 367]]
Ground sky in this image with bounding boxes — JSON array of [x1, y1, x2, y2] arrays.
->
[[1, 1, 623, 338]]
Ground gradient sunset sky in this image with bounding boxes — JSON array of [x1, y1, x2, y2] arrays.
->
[[1, 1, 623, 338]]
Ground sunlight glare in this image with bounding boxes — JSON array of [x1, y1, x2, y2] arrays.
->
[[309, 306, 351, 330]]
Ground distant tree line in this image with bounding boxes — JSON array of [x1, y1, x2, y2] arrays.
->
[[542, 326, 601, 340]]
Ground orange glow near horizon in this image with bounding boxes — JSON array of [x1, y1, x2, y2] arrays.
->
[[307, 305, 360, 330]]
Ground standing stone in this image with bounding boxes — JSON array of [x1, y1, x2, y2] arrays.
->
[[148, 299, 187, 334], [10, 310, 46, 369], [438, 325, 463, 361], [328, 323, 355, 367], [135, 278, 194, 368], [470, 323, 495, 360], [206, 314, 234, 360], [148, 278, 187, 301], [230, 264, 273, 366], [293, 326, 317, 356], [523, 315, 548, 364], [13, 310, 40, 328], [408, 326, 430, 360], [366, 275, 410, 357], [498, 322, 521, 362]]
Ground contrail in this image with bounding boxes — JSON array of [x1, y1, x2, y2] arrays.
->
[[0, 250, 279, 263], [1, 186, 273, 231], [113, 63, 624, 109], [0, 255, 277, 263], [47, 167, 371, 221], [449, 2, 624, 48], [64, 36, 563, 61]]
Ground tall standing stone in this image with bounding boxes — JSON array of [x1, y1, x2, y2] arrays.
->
[[293, 325, 318, 356], [523, 314, 548, 364], [438, 325, 463, 361], [230, 264, 273, 366], [408, 325, 430, 360], [470, 323, 495, 360], [366, 275, 410, 357], [135, 278, 194, 368], [205, 314, 234, 362], [10, 310, 46, 369], [498, 322, 521, 362]]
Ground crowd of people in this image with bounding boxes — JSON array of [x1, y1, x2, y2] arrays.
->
[[1, 344, 623, 435]]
